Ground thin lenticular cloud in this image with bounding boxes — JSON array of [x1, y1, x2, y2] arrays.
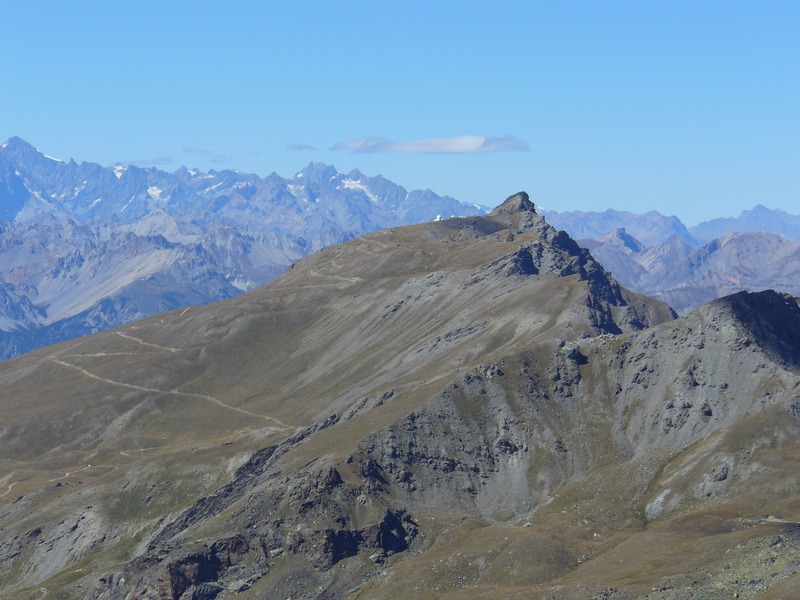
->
[[287, 143, 317, 151], [331, 135, 529, 154], [183, 146, 213, 157]]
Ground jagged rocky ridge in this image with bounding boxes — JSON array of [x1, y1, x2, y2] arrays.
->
[[0, 193, 799, 599]]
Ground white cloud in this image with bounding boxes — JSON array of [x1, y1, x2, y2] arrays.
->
[[331, 135, 529, 154]]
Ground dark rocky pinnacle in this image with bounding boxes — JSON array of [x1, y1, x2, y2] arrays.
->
[[490, 191, 536, 216]]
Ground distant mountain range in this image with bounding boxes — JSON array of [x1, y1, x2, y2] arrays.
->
[[545, 205, 800, 246], [546, 208, 800, 314], [581, 229, 800, 314], [1, 136, 798, 358], [0, 137, 485, 358], [544, 209, 697, 247]]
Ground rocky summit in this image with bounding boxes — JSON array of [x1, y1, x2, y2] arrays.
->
[[1, 193, 799, 599]]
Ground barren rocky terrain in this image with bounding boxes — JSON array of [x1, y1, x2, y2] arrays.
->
[[1, 193, 799, 599]]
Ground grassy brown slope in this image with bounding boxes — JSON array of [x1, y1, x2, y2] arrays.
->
[[0, 193, 671, 596], [92, 291, 799, 599], [22, 200, 800, 599]]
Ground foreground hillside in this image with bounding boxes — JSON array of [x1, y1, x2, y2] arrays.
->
[[1, 194, 800, 599]]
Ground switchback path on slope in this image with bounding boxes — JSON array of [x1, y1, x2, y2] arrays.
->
[[0, 482, 21, 498], [0, 470, 90, 498], [308, 268, 362, 284], [115, 331, 180, 352], [356, 233, 391, 250]]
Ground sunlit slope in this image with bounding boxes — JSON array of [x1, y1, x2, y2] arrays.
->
[[17, 193, 796, 599]]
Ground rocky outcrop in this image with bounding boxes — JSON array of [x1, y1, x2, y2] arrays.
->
[[94, 456, 419, 598]]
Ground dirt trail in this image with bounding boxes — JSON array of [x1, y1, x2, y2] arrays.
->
[[115, 331, 180, 352], [357, 234, 390, 249], [309, 268, 362, 284], [45, 465, 92, 482], [49, 357, 294, 429], [0, 482, 20, 498], [1, 464, 93, 499]]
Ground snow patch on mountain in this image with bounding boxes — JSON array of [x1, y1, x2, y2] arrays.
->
[[341, 178, 379, 203]]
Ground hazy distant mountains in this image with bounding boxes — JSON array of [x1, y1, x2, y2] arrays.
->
[[545, 206, 800, 246], [690, 204, 800, 242], [544, 209, 697, 247], [546, 208, 800, 314], [0, 137, 484, 358], [580, 229, 800, 314], [1, 135, 798, 359]]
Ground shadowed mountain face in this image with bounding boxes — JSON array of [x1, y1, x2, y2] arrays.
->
[[2, 195, 800, 599]]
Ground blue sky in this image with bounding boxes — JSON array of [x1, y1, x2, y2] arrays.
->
[[3, 1, 798, 224]]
